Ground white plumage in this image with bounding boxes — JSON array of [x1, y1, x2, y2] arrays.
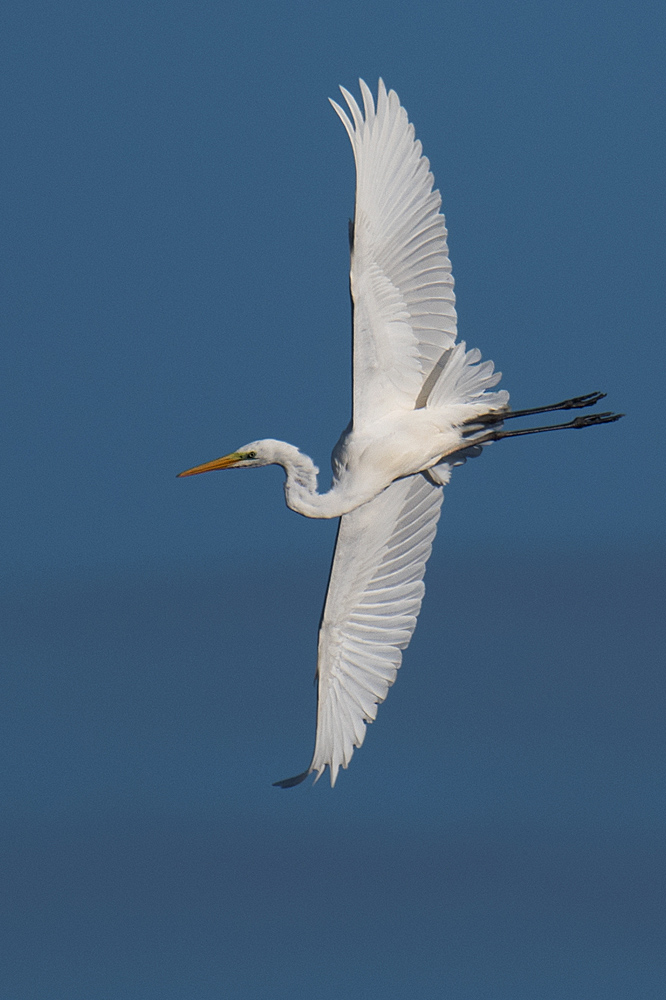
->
[[312, 473, 443, 786], [332, 79, 458, 424], [179, 80, 621, 786]]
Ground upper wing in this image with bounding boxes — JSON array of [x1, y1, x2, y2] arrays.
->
[[275, 473, 443, 788], [331, 79, 457, 426]]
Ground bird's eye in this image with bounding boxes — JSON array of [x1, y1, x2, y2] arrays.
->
[[246, 451, 257, 460]]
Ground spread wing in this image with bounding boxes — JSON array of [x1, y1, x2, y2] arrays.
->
[[330, 79, 457, 426], [275, 473, 443, 788]]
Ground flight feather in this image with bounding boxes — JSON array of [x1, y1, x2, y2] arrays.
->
[[330, 78, 457, 425]]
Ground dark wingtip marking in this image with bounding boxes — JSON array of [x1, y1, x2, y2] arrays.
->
[[273, 770, 311, 789], [348, 218, 355, 251]]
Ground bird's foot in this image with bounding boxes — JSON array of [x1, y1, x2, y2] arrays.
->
[[569, 411, 624, 428]]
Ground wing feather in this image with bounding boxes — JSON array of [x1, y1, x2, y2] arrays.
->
[[331, 80, 457, 424], [303, 474, 443, 786]]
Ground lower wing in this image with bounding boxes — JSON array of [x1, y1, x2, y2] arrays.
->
[[275, 472, 444, 788]]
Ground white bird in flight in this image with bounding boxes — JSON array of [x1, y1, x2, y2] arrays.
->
[[179, 80, 621, 787]]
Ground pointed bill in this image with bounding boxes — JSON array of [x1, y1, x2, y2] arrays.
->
[[177, 452, 243, 477]]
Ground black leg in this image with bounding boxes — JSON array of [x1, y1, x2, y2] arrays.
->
[[467, 410, 623, 445], [469, 391, 610, 427]]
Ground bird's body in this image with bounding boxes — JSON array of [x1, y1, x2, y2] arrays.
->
[[179, 80, 621, 786], [238, 399, 500, 519]]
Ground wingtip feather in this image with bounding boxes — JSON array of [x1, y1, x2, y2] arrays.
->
[[339, 85, 364, 133], [329, 97, 355, 145], [359, 78, 375, 123]]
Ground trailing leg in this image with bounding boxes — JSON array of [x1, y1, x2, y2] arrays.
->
[[465, 410, 623, 446], [470, 391, 608, 428]]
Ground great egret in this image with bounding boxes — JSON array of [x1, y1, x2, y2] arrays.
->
[[179, 80, 621, 787]]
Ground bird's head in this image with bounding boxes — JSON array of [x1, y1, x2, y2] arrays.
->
[[177, 440, 275, 477]]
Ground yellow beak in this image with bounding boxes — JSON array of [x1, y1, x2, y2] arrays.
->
[[177, 452, 243, 477]]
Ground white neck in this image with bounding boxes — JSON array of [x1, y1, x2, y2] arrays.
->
[[261, 440, 352, 519]]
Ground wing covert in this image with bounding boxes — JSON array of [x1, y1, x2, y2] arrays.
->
[[330, 79, 458, 425]]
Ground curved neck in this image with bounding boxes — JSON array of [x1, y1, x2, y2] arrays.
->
[[265, 440, 351, 519]]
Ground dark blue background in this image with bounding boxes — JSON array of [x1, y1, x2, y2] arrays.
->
[[2, 2, 664, 997]]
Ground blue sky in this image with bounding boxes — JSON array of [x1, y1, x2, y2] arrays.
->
[[2, 2, 665, 997]]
